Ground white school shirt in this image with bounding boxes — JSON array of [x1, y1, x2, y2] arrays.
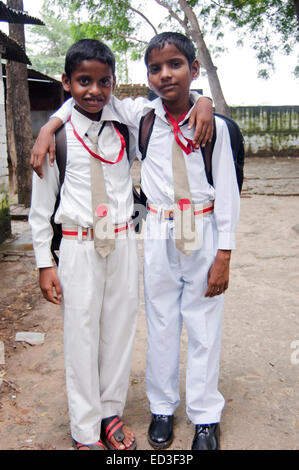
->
[[53, 96, 240, 250], [29, 106, 135, 268]]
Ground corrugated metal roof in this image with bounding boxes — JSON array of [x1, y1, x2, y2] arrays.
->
[[0, 1, 44, 25], [0, 30, 31, 64], [2, 63, 61, 83]]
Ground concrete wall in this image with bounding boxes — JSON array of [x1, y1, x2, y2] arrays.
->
[[230, 106, 299, 157], [0, 49, 11, 244]]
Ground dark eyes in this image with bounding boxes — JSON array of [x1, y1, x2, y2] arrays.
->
[[79, 77, 90, 85], [78, 77, 113, 87], [148, 61, 183, 74], [148, 65, 159, 74], [100, 77, 113, 87]]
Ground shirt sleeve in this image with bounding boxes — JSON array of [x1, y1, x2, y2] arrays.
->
[[51, 97, 74, 123], [109, 95, 149, 132], [29, 157, 60, 268], [211, 117, 240, 250], [189, 91, 213, 105]]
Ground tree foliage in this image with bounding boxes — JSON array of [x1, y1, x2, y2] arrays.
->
[[27, 3, 73, 77], [211, 0, 299, 78], [48, 0, 298, 80]]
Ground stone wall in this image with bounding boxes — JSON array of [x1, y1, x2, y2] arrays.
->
[[0, 48, 11, 244], [114, 83, 148, 100], [230, 106, 299, 157]]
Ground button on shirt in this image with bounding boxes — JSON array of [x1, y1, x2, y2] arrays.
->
[[29, 106, 134, 268], [53, 96, 240, 250]]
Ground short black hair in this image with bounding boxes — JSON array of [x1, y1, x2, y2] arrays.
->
[[65, 39, 116, 78], [144, 32, 196, 69]]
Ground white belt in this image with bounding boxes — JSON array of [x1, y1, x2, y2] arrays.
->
[[147, 202, 214, 221], [62, 221, 134, 240]]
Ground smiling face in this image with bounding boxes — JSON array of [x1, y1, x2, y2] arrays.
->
[[147, 42, 199, 115], [62, 59, 116, 120]]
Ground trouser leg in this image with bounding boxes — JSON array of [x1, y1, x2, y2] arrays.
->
[[180, 216, 225, 424], [144, 235, 183, 415], [99, 237, 139, 419], [182, 287, 225, 424], [58, 239, 105, 444]]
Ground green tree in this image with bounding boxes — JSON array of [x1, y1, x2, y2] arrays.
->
[[27, 3, 73, 77], [211, 0, 299, 78]]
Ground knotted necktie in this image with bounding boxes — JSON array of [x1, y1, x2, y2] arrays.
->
[[87, 134, 115, 258], [165, 107, 201, 255]]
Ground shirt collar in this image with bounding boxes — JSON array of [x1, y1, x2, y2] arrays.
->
[[70, 101, 121, 139], [143, 95, 195, 126]]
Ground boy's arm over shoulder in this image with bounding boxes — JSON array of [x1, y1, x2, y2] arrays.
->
[[189, 93, 214, 147], [31, 98, 74, 178], [109, 95, 149, 132], [51, 97, 74, 123], [212, 116, 240, 251]]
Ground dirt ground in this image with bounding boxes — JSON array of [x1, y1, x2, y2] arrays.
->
[[0, 156, 298, 451]]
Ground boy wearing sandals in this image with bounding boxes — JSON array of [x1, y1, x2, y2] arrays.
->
[[29, 39, 138, 451], [29, 38, 214, 450]]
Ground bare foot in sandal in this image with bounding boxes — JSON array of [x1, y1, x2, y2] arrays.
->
[[101, 416, 137, 450], [72, 438, 105, 450]]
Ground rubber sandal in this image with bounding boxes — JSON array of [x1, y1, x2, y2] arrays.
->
[[101, 415, 137, 450], [72, 438, 106, 450]]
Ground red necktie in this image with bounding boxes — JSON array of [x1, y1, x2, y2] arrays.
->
[[163, 105, 195, 155]]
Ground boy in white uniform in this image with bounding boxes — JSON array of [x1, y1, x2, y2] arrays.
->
[[139, 32, 240, 450], [29, 39, 139, 451]]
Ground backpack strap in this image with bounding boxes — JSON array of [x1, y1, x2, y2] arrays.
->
[[50, 124, 67, 266], [214, 113, 244, 192], [201, 114, 245, 192], [113, 121, 130, 161], [201, 117, 216, 187], [55, 124, 67, 185], [138, 109, 156, 160]]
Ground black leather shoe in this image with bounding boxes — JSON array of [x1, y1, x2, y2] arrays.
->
[[191, 423, 220, 450], [147, 414, 174, 449]]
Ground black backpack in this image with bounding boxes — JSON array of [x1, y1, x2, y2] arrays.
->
[[138, 109, 245, 201], [50, 121, 141, 265]]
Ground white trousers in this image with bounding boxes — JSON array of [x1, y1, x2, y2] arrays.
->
[[58, 235, 139, 444], [144, 214, 225, 425]]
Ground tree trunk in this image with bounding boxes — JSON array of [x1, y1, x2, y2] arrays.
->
[[178, 0, 230, 116], [6, 93, 18, 195], [6, 0, 33, 207], [194, 34, 230, 116]]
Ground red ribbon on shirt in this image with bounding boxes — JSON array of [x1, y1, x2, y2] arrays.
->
[[68, 116, 126, 165], [163, 105, 195, 155]]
